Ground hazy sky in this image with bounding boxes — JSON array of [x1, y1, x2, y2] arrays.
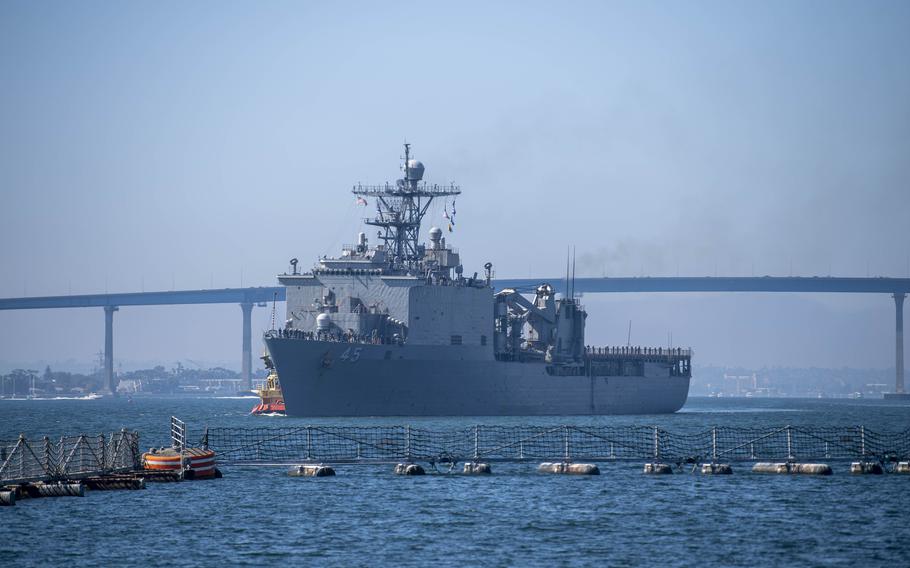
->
[[1, 1, 908, 372]]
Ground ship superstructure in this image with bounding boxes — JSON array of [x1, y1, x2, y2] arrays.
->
[[264, 145, 691, 416]]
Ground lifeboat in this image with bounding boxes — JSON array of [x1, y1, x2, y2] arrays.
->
[[142, 447, 218, 479], [252, 352, 285, 415]]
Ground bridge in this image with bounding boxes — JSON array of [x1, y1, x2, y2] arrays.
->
[[0, 277, 907, 396]]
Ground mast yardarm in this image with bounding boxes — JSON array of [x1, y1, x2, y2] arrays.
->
[[352, 144, 460, 272]]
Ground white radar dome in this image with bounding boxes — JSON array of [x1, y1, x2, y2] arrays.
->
[[428, 227, 442, 241], [407, 159, 425, 181]]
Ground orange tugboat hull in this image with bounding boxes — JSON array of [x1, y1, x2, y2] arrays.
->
[[251, 401, 286, 415]]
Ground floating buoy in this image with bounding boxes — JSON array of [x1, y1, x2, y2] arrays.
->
[[394, 463, 425, 476], [32, 483, 85, 497], [701, 463, 733, 475], [752, 462, 832, 475], [643, 463, 673, 474], [463, 462, 492, 474], [142, 447, 217, 479], [82, 476, 147, 490], [538, 462, 600, 475], [895, 462, 910, 474], [850, 462, 883, 475], [0, 491, 15, 506], [288, 465, 336, 477]]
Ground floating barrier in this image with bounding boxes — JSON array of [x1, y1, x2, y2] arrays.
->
[[701, 463, 733, 475], [895, 462, 910, 474], [850, 462, 884, 475], [752, 463, 833, 475], [0, 490, 14, 506], [143, 447, 218, 479], [25, 482, 85, 498], [643, 463, 673, 475], [538, 462, 600, 475], [463, 463, 492, 475], [140, 471, 184, 482], [394, 463, 425, 476], [82, 475, 147, 490], [288, 465, 336, 477]]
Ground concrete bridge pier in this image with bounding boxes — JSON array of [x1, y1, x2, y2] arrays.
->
[[240, 302, 253, 392], [895, 293, 905, 395], [103, 305, 118, 395]]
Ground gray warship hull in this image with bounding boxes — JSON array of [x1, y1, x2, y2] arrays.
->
[[265, 337, 690, 416], [266, 144, 693, 417]]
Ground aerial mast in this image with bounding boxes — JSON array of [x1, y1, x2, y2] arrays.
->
[[351, 144, 460, 273]]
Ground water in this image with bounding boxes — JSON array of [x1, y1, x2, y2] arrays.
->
[[2, 396, 909, 566]]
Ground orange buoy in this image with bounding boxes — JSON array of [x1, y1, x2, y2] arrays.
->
[[142, 447, 218, 479]]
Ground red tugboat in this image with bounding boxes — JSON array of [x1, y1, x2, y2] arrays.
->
[[251, 352, 285, 415]]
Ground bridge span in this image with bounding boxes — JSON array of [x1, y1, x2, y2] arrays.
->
[[1, 276, 907, 397]]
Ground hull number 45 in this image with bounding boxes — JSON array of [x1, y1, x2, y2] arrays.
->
[[340, 347, 362, 362]]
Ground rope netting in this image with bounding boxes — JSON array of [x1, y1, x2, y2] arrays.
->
[[0, 430, 141, 484], [200, 425, 910, 465]]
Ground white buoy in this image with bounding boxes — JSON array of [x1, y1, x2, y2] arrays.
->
[[850, 462, 883, 475], [752, 463, 832, 475], [394, 463, 425, 476], [643, 463, 673, 474], [288, 465, 336, 477], [463, 462, 492, 474], [0, 491, 15, 506], [701, 463, 733, 475], [537, 462, 600, 475], [895, 462, 910, 474]]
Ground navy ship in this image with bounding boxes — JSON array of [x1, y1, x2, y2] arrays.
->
[[264, 145, 691, 416]]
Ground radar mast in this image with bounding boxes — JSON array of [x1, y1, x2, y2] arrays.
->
[[352, 144, 460, 272]]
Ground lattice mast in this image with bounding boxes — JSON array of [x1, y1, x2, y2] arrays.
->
[[352, 144, 460, 272]]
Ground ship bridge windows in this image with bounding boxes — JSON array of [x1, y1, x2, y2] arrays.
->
[[450, 335, 462, 346]]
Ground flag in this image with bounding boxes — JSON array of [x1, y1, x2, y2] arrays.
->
[[448, 224, 453, 232], [356, 196, 368, 206]]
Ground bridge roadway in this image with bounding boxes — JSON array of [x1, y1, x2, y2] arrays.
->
[[0, 277, 907, 396]]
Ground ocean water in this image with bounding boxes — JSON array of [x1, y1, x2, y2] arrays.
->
[[2, 396, 909, 567]]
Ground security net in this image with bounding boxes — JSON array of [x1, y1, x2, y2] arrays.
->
[[200, 424, 910, 465]]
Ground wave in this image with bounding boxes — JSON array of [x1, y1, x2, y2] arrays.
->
[[0, 394, 104, 401]]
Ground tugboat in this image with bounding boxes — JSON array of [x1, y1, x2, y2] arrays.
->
[[251, 352, 285, 415]]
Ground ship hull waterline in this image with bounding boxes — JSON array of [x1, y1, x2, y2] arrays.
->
[[265, 337, 690, 417]]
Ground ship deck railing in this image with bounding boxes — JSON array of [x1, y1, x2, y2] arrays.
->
[[265, 328, 399, 346], [352, 182, 461, 196], [586, 346, 692, 360]]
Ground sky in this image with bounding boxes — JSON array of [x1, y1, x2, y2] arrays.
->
[[0, 1, 908, 372]]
